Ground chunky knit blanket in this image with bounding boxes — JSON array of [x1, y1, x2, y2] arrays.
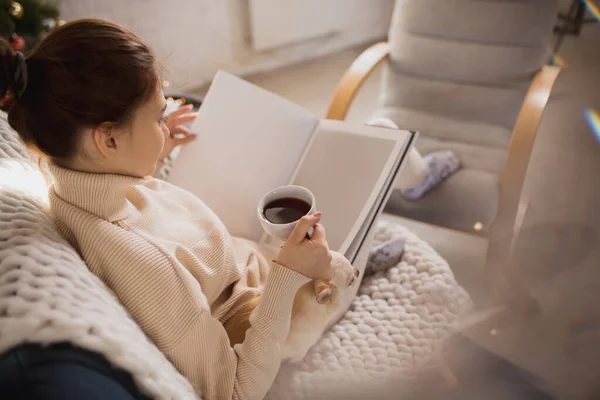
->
[[0, 112, 470, 399]]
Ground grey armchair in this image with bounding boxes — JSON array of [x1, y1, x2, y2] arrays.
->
[[326, 0, 561, 307]]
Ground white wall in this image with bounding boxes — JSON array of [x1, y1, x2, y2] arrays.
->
[[54, 0, 394, 91]]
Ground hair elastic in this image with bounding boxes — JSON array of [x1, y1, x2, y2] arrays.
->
[[13, 51, 28, 98]]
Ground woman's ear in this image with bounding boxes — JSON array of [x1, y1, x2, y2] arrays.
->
[[92, 122, 118, 159]]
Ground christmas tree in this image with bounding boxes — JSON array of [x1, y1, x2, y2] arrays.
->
[[0, 0, 60, 53]]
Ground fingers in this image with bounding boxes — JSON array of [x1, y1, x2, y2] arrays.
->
[[311, 224, 330, 261], [172, 133, 197, 146], [311, 223, 327, 244], [171, 125, 195, 136], [289, 212, 321, 243], [167, 104, 193, 117], [167, 104, 198, 128], [173, 112, 199, 125], [171, 125, 198, 145]]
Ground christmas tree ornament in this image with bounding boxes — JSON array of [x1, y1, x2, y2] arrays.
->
[[9, 2, 24, 20], [10, 35, 25, 51], [1, 94, 12, 108], [42, 18, 56, 31], [1, 0, 60, 51]]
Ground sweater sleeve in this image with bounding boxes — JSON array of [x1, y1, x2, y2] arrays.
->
[[165, 262, 310, 400]]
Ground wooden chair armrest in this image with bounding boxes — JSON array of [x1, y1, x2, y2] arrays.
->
[[491, 65, 562, 240], [325, 42, 390, 121], [483, 65, 561, 310]]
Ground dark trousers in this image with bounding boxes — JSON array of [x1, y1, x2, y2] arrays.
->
[[0, 342, 151, 400]]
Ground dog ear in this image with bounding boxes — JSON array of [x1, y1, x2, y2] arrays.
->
[[315, 281, 333, 304]]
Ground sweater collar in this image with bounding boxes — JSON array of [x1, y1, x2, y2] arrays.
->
[[49, 163, 147, 222]]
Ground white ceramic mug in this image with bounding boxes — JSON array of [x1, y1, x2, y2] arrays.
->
[[257, 185, 316, 241]]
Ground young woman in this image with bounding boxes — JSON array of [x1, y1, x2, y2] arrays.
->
[[0, 19, 333, 400]]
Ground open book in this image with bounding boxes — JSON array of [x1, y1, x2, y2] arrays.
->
[[167, 71, 416, 265]]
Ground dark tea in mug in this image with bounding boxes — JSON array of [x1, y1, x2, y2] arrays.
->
[[262, 197, 311, 224]]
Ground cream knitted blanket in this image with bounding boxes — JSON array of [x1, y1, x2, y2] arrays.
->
[[0, 113, 470, 399]]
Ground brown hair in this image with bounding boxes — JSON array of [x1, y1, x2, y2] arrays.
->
[[0, 19, 160, 163]]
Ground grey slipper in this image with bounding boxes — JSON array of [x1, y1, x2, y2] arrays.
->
[[403, 150, 460, 201], [366, 238, 405, 275]]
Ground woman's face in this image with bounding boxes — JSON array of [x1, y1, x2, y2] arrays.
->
[[112, 88, 170, 177]]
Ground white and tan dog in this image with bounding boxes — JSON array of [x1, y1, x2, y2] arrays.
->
[[224, 251, 359, 362]]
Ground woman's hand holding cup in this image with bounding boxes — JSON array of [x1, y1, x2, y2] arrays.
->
[[257, 185, 332, 281], [276, 212, 333, 281]]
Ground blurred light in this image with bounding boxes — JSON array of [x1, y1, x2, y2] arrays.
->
[[582, 0, 600, 22], [176, 98, 186, 105], [167, 97, 174, 102], [57, 20, 66, 27], [584, 109, 600, 145], [9, 2, 23, 19], [0, 159, 48, 201], [162, 80, 170, 88], [473, 222, 483, 231]]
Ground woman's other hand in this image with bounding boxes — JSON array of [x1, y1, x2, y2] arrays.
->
[[159, 104, 198, 160], [276, 212, 333, 281]]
